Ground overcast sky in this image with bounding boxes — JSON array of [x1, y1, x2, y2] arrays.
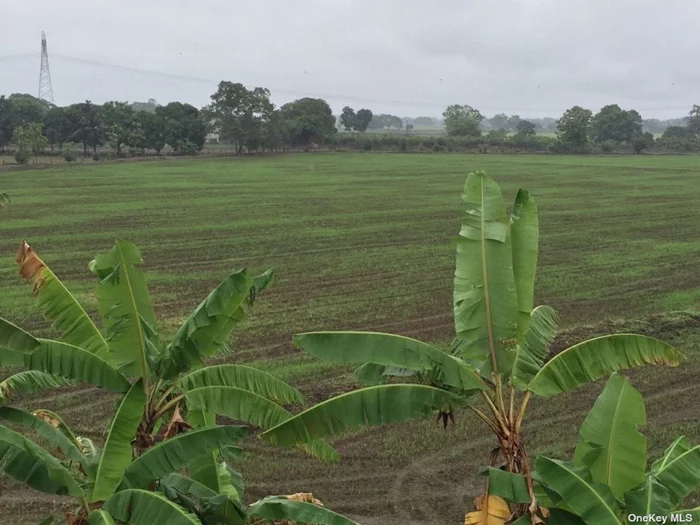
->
[[1, 0, 697, 119]]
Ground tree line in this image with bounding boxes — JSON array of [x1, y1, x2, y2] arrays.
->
[[2, 84, 700, 163], [441, 103, 700, 153]]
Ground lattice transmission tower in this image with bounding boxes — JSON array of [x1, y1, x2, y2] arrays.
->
[[38, 31, 54, 104]]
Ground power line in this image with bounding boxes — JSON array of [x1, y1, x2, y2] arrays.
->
[[1, 52, 695, 114]]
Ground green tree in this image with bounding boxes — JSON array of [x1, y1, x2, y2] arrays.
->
[[632, 131, 654, 154], [414, 116, 434, 126], [687, 104, 700, 136], [101, 101, 137, 155], [367, 114, 403, 131], [136, 111, 166, 154], [67, 101, 105, 155], [280, 98, 336, 148], [489, 113, 510, 130], [443, 104, 484, 137], [259, 172, 682, 522], [8, 93, 49, 128], [340, 106, 356, 131], [156, 102, 206, 152], [556, 106, 593, 150], [0, 96, 13, 152], [590, 104, 643, 144], [13, 123, 49, 163], [516, 120, 536, 137], [354, 108, 373, 132], [43, 106, 72, 150], [205, 82, 274, 153]]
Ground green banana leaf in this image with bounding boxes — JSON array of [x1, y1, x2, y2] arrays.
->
[[120, 425, 246, 489], [354, 363, 416, 386], [528, 334, 683, 397], [16, 240, 110, 359], [178, 364, 304, 405], [675, 508, 700, 521], [0, 424, 84, 497], [511, 305, 558, 390], [31, 408, 81, 445], [0, 370, 73, 402], [186, 410, 226, 494], [261, 384, 465, 447], [91, 380, 146, 502], [650, 436, 691, 475], [453, 171, 519, 377], [535, 456, 623, 525], [103, 489, 201, 525], [624, 477, 672, 517], [88, 510, 117, 525], [249, 496, 358, 525], [186, 385, 299, 430], [651, 444, 700, 505], [0, 407, 85, 466], [293, 331, 487, 392], [0, 317, 41, 366], [28, 339, 131, 393], [90, 239, 160, 378], [574, 373, 646, 498], [510, 189, 539, 341], [482, 467, 531, 504], [157, 269, 262, 381]]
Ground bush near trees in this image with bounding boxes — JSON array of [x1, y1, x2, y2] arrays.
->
[[555, 105, 593, 151], [260, 172, 682, 522], [12, 122, 48, 164]]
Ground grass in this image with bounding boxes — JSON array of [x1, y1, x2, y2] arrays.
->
[[1, 152, 700, 523]]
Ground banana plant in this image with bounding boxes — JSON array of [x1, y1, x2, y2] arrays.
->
[[259, 172, 683, 523], [0, 240, 335, 490], [0, 402, 357, 525], [486, 373, 700, 524]]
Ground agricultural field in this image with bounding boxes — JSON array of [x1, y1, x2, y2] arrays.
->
[[1, 152, 700, 523]]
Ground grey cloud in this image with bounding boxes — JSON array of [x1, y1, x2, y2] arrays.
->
[[0, 0, 698, 119]]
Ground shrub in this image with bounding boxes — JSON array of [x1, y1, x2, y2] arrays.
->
[[179, 140, 199, 155], [600, 139, 617, 153], [432, 143, 443, 152], [400, 139, 407, 152], [363, 140, 372, 151], [61, 147, 76, 162], [13, 149, 29, 164], [92, 152, 100, 161], [422, 139, 435, 149]]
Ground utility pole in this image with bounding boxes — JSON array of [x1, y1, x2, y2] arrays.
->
[[38, 31, 54, 105]]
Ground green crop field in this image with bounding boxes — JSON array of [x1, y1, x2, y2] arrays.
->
[[2, 153, 700, 523]]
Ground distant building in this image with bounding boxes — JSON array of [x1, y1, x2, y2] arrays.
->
[[206, 132, 220, 144]]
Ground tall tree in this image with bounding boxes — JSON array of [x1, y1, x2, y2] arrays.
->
[[136, 111, 166, 154], [67, 101, 105, 155], [43, 106, 72, 150], [340, 106, 356, 131], [516, 120, 536, 137], [687, 104, 700, 136], [0, 96, 12, 152], [156, 102, 206, 152], [442, 104, 483, 137], [8, 94, 49, 128], [354, 109, 373, 132], [205, 82, 274, 153], [556, 106, 592, 150], [101, 102, 137, 156], [280, 98, 336, 148], [590, 104, 643, 143]]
